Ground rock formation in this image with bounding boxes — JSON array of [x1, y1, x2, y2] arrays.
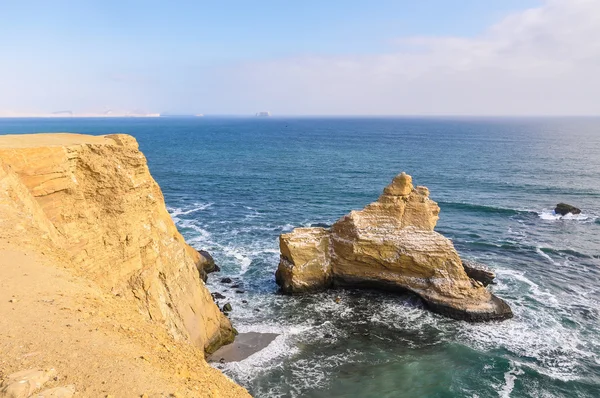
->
[[0, 133, 235, 352], [462, 260, 496, 287], [555, 203, 581, 216], [276, 172, 512, 322]]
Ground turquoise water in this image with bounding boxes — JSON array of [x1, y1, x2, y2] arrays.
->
[[1, 117, 599, 397]]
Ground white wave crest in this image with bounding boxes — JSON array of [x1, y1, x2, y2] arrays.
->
[[168, 202, 213, 217], [498, 362, 524, 398], [538, 209, 591, 221]]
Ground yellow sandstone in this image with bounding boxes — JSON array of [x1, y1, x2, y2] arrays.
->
[[276, 172, 512, 321]]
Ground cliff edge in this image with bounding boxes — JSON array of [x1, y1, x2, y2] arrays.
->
[[276, 172, 512, 322], [0, 133, 248, 396]]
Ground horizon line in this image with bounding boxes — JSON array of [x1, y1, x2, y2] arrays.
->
[[1, 114, 600, 119]]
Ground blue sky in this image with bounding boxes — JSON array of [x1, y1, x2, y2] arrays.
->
[[1, 0, 598, 116]]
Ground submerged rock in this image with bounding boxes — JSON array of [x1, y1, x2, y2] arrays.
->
[[310, 222, 331, 228], [275, 172, 512, 322], [555, 203, 581, 216], [221, 277, 233, 284], [462, 260, 496, 286]]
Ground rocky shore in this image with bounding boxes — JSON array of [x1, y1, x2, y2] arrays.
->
[[276, 173, 512, 322]]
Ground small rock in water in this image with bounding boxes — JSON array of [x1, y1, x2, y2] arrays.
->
[[241, 300, 248, 304], [555, 203, 581, 216], [324, 333, 333, 338], [253, 308, 260, 312], [334, 296, 341, 303], [211, 292, 226, 300], [310, 223, 331, 228], [235, 290, 245, 294], [222, 303, 232, 312], [220, 277, 232, 284], [230, 283, 241, 289]]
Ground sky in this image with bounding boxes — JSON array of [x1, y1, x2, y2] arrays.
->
[[1, 0, 599, 116]]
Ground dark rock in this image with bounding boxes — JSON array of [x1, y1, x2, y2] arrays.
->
[[424, 294, 513, 322], [253, 308, 260, 312], [324, 333, 333, 338], [235, 290, 245, 294], [555, 203, 581, 216], [241, 300, 248, 304], [198, 269, 208, 282], [230, 283, 241, 289], [212, 292, 226, 300], [222, 303, 233, 312], [462, 260, 496, 287], [221, 277, 233, 284], [310, 223, 331, 228], [196, 249, 219, 282], [198, 249, 215, 268]]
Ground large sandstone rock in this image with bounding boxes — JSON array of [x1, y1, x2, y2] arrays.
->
[[0, 133, 234, 353], [275, 172, 512, 322]]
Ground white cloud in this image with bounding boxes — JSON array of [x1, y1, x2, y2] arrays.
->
[[222, 0, 600, 115]]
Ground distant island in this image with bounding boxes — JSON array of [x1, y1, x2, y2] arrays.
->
[[0, 109, 160, 118], [255, 111, 271, 117]]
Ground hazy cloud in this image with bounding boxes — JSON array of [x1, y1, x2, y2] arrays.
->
[[220, 0, 600, 115], [1, 0, 598, 115]]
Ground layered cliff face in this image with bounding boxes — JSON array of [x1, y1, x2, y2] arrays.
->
[[0, 133, 235, 352], [275, 227, 332, 293], [276, 172, 512, 322]]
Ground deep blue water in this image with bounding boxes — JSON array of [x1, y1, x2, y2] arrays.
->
[[1, 117, 600, 397]]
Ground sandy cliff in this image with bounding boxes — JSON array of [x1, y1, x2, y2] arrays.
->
[[0, 133, 248, 397], [276, 172, 512, 322]]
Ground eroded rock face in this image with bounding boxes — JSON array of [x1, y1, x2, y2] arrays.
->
[[0, 133, 235, 353], [275, 172, 512, 322], [462, 260, 496, 286], [276, 227, 332, 293]]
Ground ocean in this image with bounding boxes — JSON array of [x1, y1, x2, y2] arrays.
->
[[1, 117, 599, 397]]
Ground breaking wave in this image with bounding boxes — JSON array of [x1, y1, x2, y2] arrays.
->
[[538, 209, 593, 222]]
